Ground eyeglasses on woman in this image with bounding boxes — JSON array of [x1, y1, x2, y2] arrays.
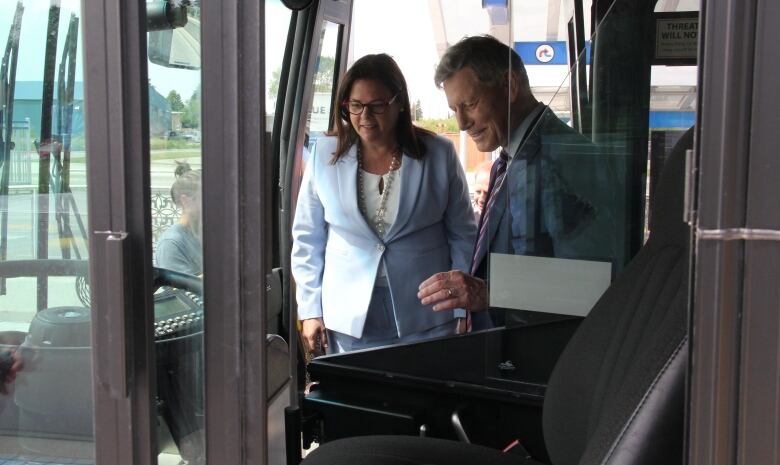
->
[[343, 93, 400, 115]]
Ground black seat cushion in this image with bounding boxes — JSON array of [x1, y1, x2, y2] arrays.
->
[[303, 435, 543, 465]]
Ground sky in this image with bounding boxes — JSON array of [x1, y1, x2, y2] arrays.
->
[[0, 0, 85, 83], [349, 0, 455, 119]]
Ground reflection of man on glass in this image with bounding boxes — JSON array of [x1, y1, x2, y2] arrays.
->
[[419, 35, 616, 328], [472, 160, 493, 218], [156, 162, 203, 276]]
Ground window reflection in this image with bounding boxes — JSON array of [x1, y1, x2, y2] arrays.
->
[[0, 0, 94, 462], [338, 0, 697, 339], [304, 20, 340, 155], [266, 0, 293, 132]]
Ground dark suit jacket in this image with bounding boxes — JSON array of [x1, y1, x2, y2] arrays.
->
[[474, 107, 620, 327]]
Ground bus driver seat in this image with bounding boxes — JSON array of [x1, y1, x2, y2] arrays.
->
[[302, 127, 695, 465]]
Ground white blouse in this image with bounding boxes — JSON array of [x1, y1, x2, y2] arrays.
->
[[360, 169, 402, 283]]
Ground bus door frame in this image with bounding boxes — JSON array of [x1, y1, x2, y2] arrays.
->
[[200, 0, 272, 463], [82, 0, 157, 464], [689, 0, 780, 463], [83, 0, 274, 463], [274, 0, 354, 405]]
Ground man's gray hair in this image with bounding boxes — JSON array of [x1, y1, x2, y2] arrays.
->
[[434, 35, 528, 90]]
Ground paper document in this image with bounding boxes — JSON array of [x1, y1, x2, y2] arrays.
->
[[489, 253, 612, 317]]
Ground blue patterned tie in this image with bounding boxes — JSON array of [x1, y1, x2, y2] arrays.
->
[[471, 150, 509, 275]]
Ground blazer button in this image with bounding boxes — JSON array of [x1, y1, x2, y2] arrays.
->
[[376, 244, 385, 252]]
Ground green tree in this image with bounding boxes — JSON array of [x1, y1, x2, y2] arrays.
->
[[269, 67, 282, 102], [268, 55, 336, 105], [313, 56, 336, 92], [181, 86, 201, 128], [166, 90, 185, 112], [413, 99, 423, 121], [415, 117, 459, 134]]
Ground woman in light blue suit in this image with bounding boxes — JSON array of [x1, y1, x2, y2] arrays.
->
[[291, 54, 476, 354]]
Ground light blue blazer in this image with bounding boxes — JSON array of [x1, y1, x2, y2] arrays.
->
[[291, 134, 476, 338]]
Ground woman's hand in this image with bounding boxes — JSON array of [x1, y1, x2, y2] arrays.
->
[[301, 318, 328, 354]]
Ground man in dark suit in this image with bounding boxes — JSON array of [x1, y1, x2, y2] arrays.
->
[[418, 35, 618, 329]]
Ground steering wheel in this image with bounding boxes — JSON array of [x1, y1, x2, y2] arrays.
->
[[0, 260, 203, 306], [153, 267, 203, 296]]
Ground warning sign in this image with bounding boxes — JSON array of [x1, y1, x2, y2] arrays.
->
[[654, 12, 698, 65]]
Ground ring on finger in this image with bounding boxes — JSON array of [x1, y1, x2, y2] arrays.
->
[[446, 288, 454, 298]]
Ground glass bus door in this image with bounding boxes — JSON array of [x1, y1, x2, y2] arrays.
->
[[0, 0, 279, 464], [0, 1, 94, 463]]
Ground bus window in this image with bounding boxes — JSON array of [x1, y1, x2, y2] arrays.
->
[[298, 0, 638, 352], [305, 20, 340, 152], [0, 0, 94, 462], [647, 1, 699, 239], [299, 0, 698, 456], [484, 0, 700, 328], [147, 1, 205, 463], [487, 6, 623, 328], [266, 0, 293, 133]]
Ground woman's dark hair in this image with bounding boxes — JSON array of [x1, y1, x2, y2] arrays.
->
[[170, 161, 201, 207], [328, 53, 434, 162]]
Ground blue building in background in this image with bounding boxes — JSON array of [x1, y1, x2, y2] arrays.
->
[[12, 81, 171, 149]]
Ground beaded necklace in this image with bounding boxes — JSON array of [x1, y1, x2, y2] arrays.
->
[[357, 144, 401, 238]]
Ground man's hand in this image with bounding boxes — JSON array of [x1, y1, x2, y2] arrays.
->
[[301, 317, 328, 354], [417, 270, 488, 313]]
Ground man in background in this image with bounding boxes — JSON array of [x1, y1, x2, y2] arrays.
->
[[472, 160, 493, 218]]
